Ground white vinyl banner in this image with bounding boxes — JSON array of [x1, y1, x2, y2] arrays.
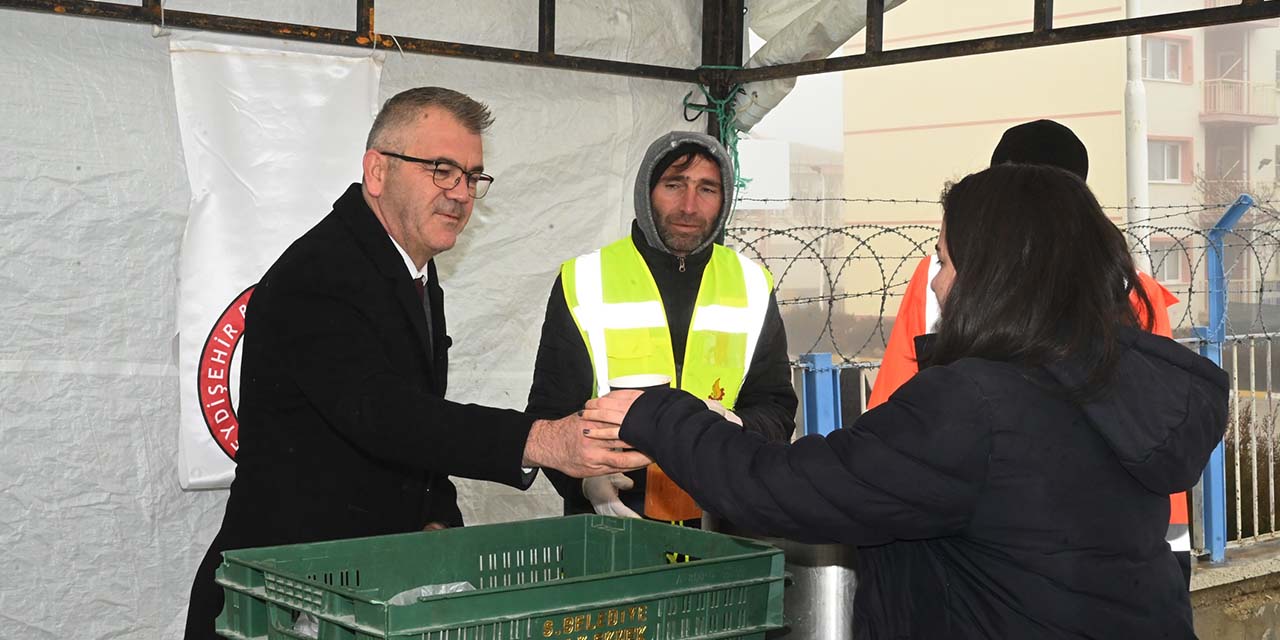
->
[[173, 41, 383, 489]]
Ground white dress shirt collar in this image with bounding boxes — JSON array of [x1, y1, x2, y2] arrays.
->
[[388, 236, 426, 281]]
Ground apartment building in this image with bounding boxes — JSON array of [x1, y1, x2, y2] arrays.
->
[[732, 0, 1280, 358], [833, 0, 1280, 328]]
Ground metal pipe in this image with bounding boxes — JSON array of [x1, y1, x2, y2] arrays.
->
[[1034, 0, 1054, 33], [700, 0, 746, 137], [6, 0, 138, 20], [1233, 342, 1242, 540], [3, 0, 1278, 85], [1212, 331, 1280, 340], [539, 0, 555, 55], [735, 3, 1280, 82], [1251, 337, 1259, 540], [865, 0, 884, 54], [0, 0, 700, 82], [1125, 0, 1152, 273], [357, 0, 374, 41], [1197, 194, 1256, 563], [1269, 339, 1275, 535]]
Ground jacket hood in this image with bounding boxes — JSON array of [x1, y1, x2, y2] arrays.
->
[[633, 131, 735, 256], [1043, 329, 1228, 495]]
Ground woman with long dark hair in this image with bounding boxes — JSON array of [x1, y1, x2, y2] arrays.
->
[[587, 163, 1227, 639]]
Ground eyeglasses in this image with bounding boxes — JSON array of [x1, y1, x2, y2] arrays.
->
[[376, 150, 494, 199]]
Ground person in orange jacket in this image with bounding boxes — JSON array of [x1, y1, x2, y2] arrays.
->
[[868, 119, 1191, 585]]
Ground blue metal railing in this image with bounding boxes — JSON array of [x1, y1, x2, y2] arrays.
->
[[1194, 194, 1255, 562]]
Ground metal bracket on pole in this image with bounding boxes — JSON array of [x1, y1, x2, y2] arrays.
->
[[1196, 193, 1253, 563], [800, 353, 842, 436], [865, 0, 885, 54], [700, 0, 745, 137]]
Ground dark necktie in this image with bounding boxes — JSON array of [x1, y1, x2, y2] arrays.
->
[[412, 277, 426, 302], [413, 276, 434, 362]]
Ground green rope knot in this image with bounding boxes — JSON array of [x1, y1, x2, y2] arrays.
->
[[682, 70, 752, 220]]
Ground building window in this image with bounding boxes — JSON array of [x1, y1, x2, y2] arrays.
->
[[1148, 140, 1185, 183], [1143, 38, 1183, 81], [1149, 241, 1184, 283]]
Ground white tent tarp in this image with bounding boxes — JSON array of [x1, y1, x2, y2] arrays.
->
[[0, 3, 700, 636]]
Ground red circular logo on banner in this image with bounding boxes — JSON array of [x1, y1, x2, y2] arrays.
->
[[198, 285, 255, 460]]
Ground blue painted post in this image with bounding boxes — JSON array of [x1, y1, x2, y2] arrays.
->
[[1196, 194, 1253, 563], [800, 353, 843, 436]]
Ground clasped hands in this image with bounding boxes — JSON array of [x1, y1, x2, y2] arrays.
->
[[576, 390, 741, 451], [522, 389, 743, 518], [521, 390, 649, 478], [576, 392, 741, 518], [522, 390, 744, 478]]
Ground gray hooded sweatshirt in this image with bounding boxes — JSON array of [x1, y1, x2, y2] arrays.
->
[[633, 131, 736, 257]]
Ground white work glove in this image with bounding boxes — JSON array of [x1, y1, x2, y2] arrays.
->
[[583, 473, 641, 518], [704, 399, 744, 426]]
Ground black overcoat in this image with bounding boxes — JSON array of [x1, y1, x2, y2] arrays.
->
[[185, 183, 534, 639]]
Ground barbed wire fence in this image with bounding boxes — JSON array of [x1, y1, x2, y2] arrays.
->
[[724, 194, 1280, 554], [726, 196, 1280, 363]]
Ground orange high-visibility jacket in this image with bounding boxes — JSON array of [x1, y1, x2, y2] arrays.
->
[[868, 256, 1188, 538]]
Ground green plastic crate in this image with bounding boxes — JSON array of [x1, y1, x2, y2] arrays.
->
[[215, 514, 785, 640]]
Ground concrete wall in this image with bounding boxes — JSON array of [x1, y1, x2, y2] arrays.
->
[[1193, 540, 1280, 638]]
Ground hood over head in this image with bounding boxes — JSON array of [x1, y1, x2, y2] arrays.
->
[[633, 131, 735, 256], [1043, 329, 1228, 495]]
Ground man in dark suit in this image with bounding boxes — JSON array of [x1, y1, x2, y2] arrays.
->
[[184, 87, 649, 640]]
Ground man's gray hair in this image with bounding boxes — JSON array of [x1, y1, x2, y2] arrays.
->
[[365, 87, 494, 150]]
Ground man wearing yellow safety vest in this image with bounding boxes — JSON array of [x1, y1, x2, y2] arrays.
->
[[527, 131, 798, 525]]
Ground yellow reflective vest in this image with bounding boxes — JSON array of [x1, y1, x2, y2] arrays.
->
[[561, 236, 774, 520]]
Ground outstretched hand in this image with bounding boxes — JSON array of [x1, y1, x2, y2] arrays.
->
[[582, 389, 644, 425], [580, 389, 645, 447], [522, 407, 650, 478]]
